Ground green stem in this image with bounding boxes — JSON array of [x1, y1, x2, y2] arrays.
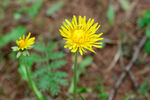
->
[[73, 51, 78, 100], [23, 57, 46, 100]]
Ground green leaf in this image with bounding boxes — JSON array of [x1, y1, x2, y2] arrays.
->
[[0, 88, 8, 97], [107, 4, 115, 26], [122, 97, 127, 100], [18, 41, 68, 96], [138, 82, 150, 96], [98, 92, 108, 100], [138, 10, 150, 28], [79, 56, 93, 68], [138, 18, 146, 28], [144, 39, 150, 53], [28, 2, 43, 18], [11, 46, 18, 51], [16, 51, 22, 58], [0, 26, 27, 48], [14, 2, 43, 18], [49, 60, 67, 68], [118, 0, 130, 11], [77, 88, 92, 93], [34, 42, 58, 52], [18, 8, 30, 13], [79, 94, 85, 100], [46, 1, 64, 16], [18, 64, 28, 80], [143, 11, 150, 19], [100, 85, 105, 91], [145, 26, 150, 37], [14, 13, 22, 20], [47, 52, 65, 60]]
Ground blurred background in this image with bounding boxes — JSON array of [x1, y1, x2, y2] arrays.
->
[[0, 0, 150, 100]]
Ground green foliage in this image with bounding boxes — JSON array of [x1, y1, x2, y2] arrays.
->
[[122, 97, 127, 100], [14, 1, 43, 19], [138, 11, 150, 53], [138, 82, 150, 96], [46, 1, 64, 16], [79, 94, 85, 100], [107, 4, 115, 26], [145, 26, 150, 37], [77, 88, 92, 93], [68, 56, 93, 93], [18, 42, 68, 96], [144, 39, 150, 53], [0, 26, 27, 48], [138, 11, 150, 28], [29, 2, 43, 17], [0, 88, 8, 98], [98, 85, 108, 100], [98, 92, 108, 100], [118, 0, 130, 11]]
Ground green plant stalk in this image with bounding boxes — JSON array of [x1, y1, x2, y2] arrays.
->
[[24, 57, 46, 100], [73, 51, 78, 100]]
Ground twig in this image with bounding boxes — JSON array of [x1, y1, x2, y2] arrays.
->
[[108, 36, 147, 100], [104, 38, 119, 45], [137, 66, 150, 75], [106, 50, 120, 72], [119, 43, 139, 89]]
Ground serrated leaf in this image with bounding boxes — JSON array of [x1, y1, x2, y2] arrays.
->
[[118, 0, 130, 11], [47, 52, 65, 60], [107, 4, 115, 26], [49, 60, 67, 68], [34, 42, 58, 52], [46, 1, 64, 16]]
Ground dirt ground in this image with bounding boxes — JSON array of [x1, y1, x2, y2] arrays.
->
[[0, 0, 150, 100]]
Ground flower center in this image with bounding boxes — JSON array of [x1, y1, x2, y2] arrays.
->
[[72, 29, 86, 44], [19, 40, 27, 48]]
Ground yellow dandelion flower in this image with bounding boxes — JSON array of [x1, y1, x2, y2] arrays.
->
[[16, 32, 35, 50], [59, 15, 104, 55]]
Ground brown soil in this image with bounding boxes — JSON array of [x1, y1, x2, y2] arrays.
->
[[0, 0, 150, 100]]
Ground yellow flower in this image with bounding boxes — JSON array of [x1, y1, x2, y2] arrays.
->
[[16, 32, 35, 50], [59, 15, 104, 55]]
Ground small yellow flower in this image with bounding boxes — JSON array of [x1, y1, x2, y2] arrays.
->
[[59, 15, 104, 55], [16, 32, 35, 50]]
